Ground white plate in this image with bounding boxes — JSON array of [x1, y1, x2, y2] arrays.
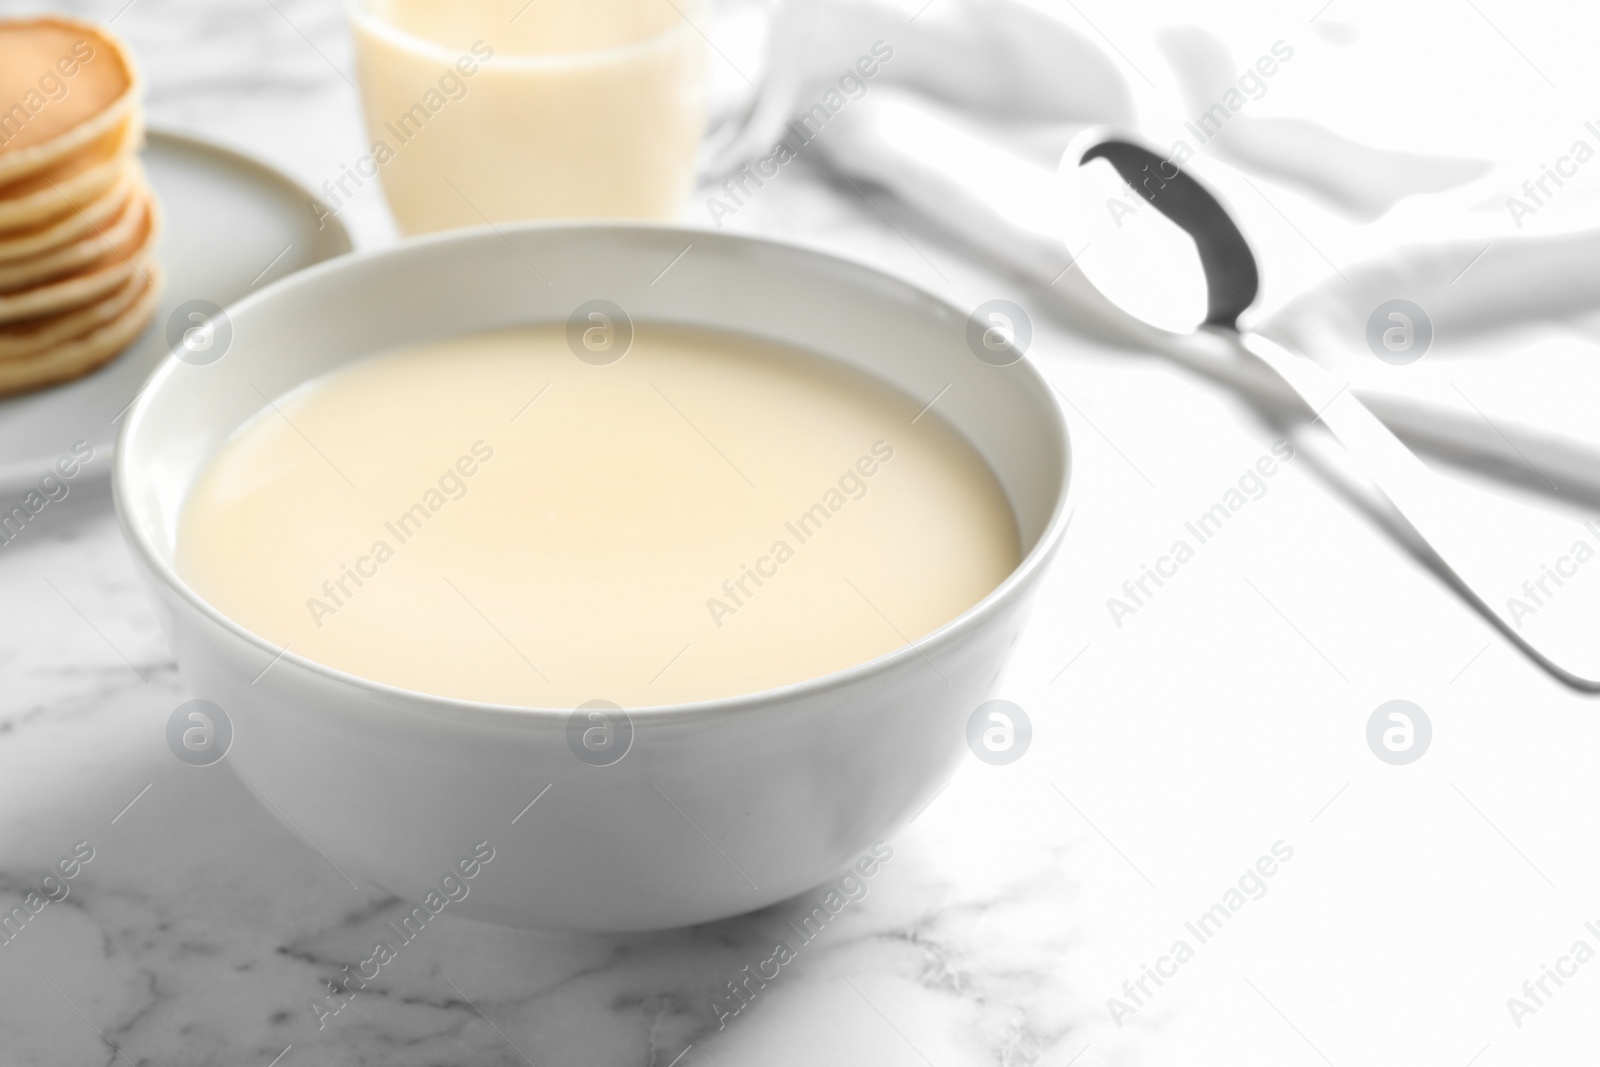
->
[[0, 127, 351, 492]]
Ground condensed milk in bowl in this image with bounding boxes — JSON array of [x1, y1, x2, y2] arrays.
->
[[114, 224, 1074, 931]]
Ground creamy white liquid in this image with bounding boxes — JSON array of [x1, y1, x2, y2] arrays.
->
[[350, 0, 705, 233], [178, 326, 1019, 707]]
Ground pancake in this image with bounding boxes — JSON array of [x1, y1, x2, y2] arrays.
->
[[0, 173, 147, 292], [0, 113, 140, 234], [0, 158, 136, 263], [0, 16, 160, 398], [0, 188, 156, 324], [0, 268, 146, 360], [0, 17, 140, 188], [0, 259, 162, 397]]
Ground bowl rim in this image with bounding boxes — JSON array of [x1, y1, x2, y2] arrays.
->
[[114, 220, 1075, 724]]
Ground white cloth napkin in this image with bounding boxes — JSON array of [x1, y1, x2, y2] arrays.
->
[[704, 0, 1600, 499]]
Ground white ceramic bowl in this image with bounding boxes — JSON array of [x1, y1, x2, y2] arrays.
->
[[115, 224, 1073, 932]]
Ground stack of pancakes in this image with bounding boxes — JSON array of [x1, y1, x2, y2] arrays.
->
[[0, 16, 162, 398]]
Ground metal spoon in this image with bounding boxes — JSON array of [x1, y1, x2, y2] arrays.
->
[[1076, 135, 1600, 691]]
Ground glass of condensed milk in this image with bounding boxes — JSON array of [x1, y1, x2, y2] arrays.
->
[[349, 0, 706, 234]]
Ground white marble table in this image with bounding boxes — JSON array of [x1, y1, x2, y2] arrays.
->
[[3, 1, 1600, 1065]]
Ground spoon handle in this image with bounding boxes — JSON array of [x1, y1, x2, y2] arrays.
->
[[1234, 329, 1600, 690]]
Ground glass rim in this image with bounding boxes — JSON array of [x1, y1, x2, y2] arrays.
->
[[347, 0, 705, 70]]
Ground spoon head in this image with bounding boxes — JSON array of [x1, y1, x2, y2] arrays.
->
[[1061, 128, 1260, 334]]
